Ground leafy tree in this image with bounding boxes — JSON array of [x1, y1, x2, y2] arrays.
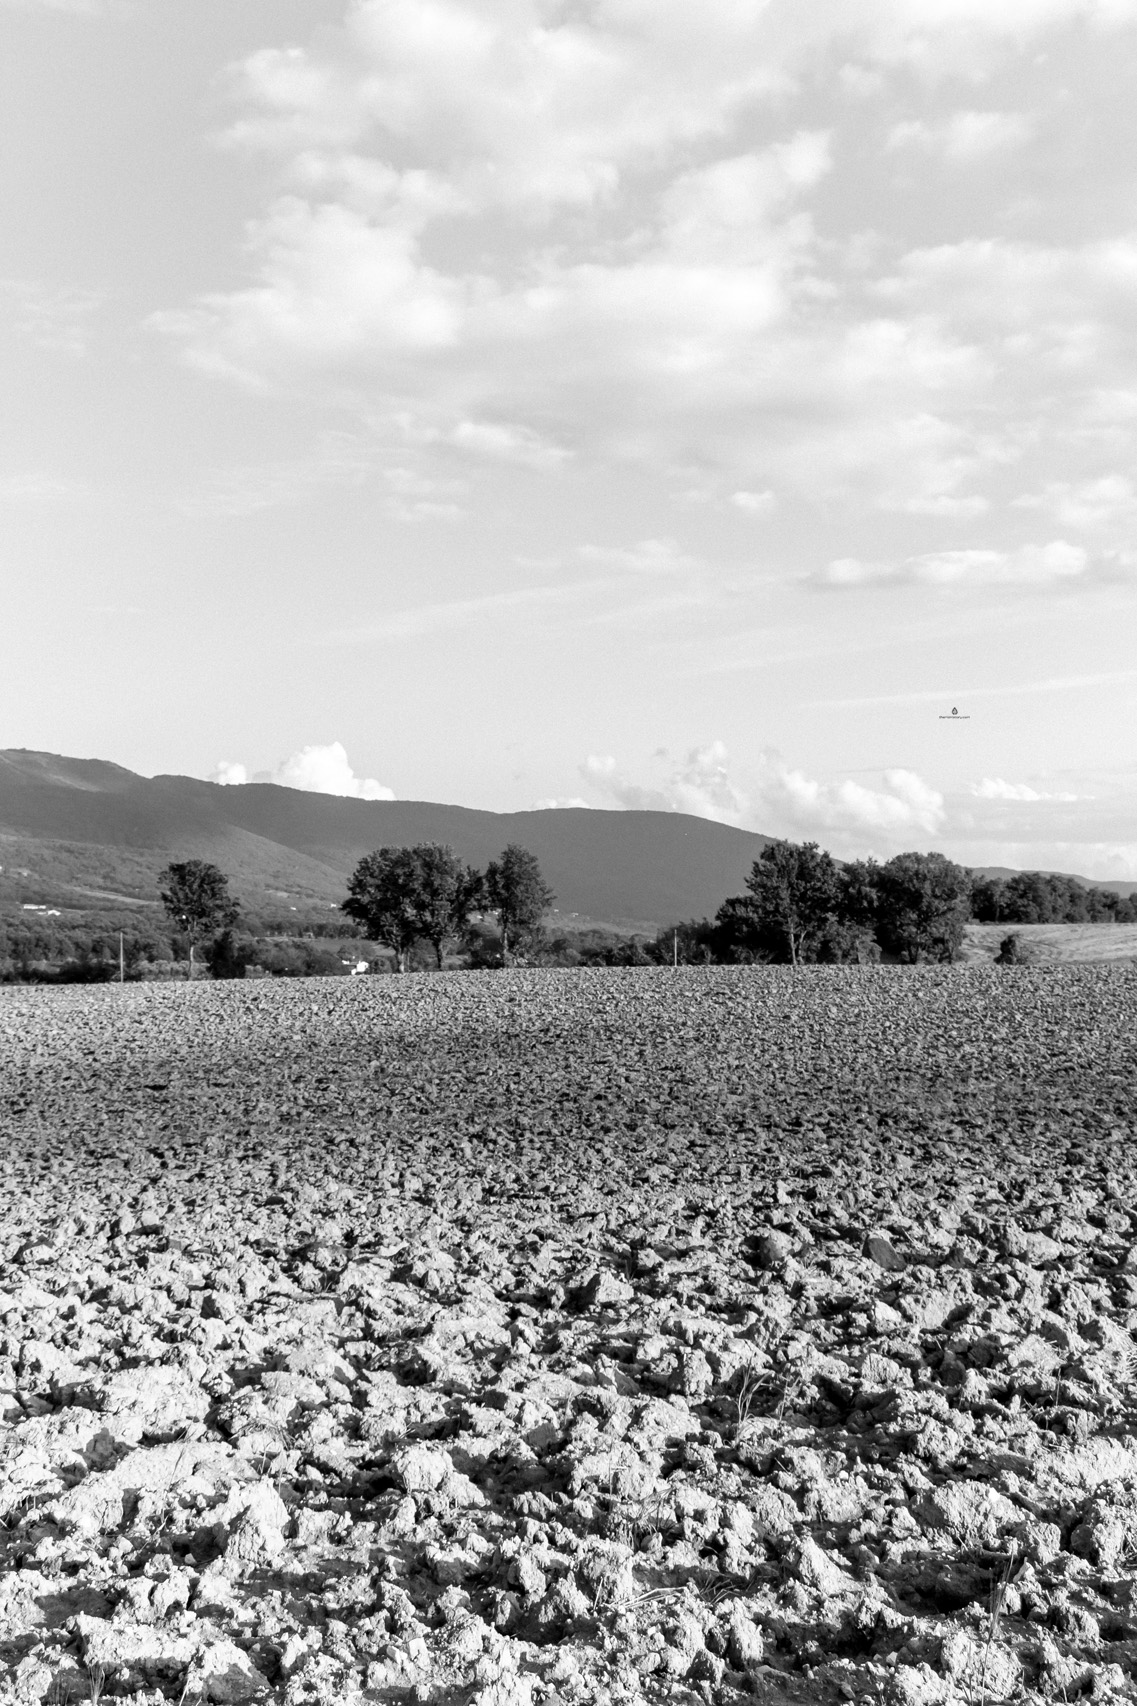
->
[[342, 843, 482, 971], [873, 851, 972, 963], [645, 919, 719, 966], [710, 894, 781, 963], [970, 875, 1008, 923], [816, 859, 881, 963], [158, 860, 239, 979], [483, 844, 554, 966], [741, 839, 843, 966], [207, 927, 257, 980]]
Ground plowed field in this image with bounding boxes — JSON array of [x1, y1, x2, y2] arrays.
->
[[2, 967, 1136, 1706]]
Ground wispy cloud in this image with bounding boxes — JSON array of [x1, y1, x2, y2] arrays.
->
[[0, 0, 111, 12], [578, 538, 700, 576], [971, 776, 1083, 802], [887, 110, 1034, 160], [0, 279, 102, 356], [810, 668, 1137, 709], [817, 541, 1112, 589], [325, 580, 602, 644]]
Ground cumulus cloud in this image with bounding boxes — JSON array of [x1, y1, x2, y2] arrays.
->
[[211, 742, 394, 800], [579, 744, 945, 844], [582, 743, 748, 826], [149, 0, 1137, 561], [758, 763, 946, 837], [532, 796, 591, 810]]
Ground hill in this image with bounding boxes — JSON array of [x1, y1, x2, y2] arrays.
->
[[0, 749, 774, 929], [969, 865, 1137, 899]]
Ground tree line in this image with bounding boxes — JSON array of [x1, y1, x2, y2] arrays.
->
[[656, 843, 1136, 967], [3, 837, 1133, 982], [147, 844, 555, 980]]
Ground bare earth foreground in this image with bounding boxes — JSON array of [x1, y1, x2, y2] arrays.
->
[[2, 968, 1137, 1706]]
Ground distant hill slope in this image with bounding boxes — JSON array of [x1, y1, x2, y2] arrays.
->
[[0, 749, 775, 927], [969, 865, 1137, 899]]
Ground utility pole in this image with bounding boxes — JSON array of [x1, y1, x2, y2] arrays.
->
[[673, 929, 678, 968], [119, 932, 125, 984]]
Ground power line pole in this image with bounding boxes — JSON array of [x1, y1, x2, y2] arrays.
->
[[119, 932, 125, 983], [672, 929, 677, 969]]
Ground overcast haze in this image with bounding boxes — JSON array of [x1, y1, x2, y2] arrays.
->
[[4, 0, 1137, 875]]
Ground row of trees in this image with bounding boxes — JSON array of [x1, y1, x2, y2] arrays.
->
[[342, 843, 552, 970], [971, 869, 1136, 924], [147, 847, 556, 978], [9, 838, 1127, 983], [690, 842, 971, 965]]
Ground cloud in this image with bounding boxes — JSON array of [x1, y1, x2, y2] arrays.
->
[[158, 199, 465, 382], [451, 420, 569, 469], [0, 279, 101, 356], [579, 742, 947, 845], [971, 777, 1082, 801], [0, 473, 96, 504], [759, 763, 946, 837], [211, 742, 394, 800], [811, 667, 1137, 708], [327, 580, 596, 643], [887, 110, 1034, 160], [582, 743, 748, 826], [819, 540, 1099, 587], [1012, 475, 1137, 532], [730, 489, 776, 513], [152, 0, 1137, 548], [0, 0, 110, 11], [532, 796, 591, 810], [578, 538, 699, 576]]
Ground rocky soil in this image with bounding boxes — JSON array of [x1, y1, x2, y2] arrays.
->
[[1, 966, 1137, 1706]]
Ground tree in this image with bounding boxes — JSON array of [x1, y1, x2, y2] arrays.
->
[[873, 851, 972, 963], [158, 860, 239, 979], [970, 875, 1008, 923], [741, 840, 843, 966], [342, 844, 482, 971], [645, 919, 719, 966], [207, 927, 257, 980], [483, 844, 554, 965], [710, 894, 782, 963]]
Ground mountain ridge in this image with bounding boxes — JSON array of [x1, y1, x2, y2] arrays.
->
[[0, 749, 775, 927], [3, 750, 1134, 926]]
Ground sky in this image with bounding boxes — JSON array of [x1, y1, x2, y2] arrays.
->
[[3, 0, 1137, 877]]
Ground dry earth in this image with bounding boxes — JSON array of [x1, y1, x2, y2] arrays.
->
[[2, 967, 1137, 1706]]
